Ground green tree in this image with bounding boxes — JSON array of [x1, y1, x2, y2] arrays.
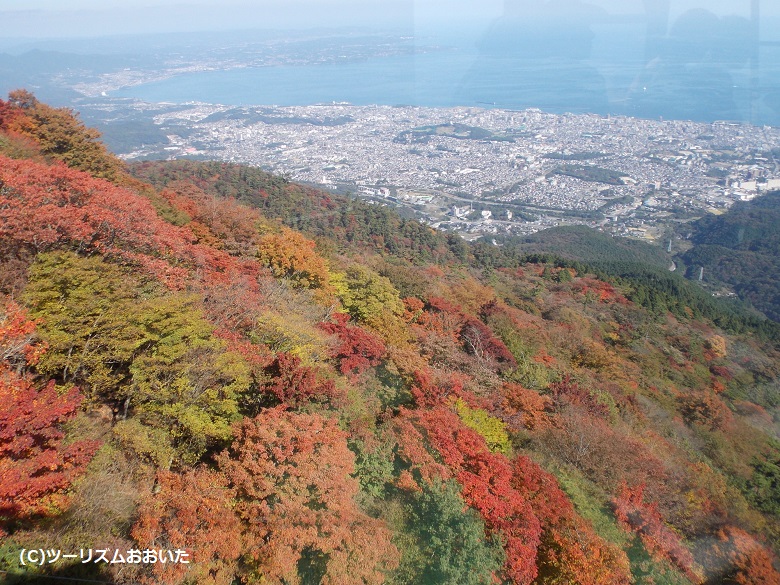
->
[[24, 251, 251, 465], [129, 294, 251, 465], [392, 480, 505, 585], [454, 399, 511, 455], [23, 251, 144, 405]]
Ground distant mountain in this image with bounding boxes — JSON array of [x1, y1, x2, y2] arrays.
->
[[682, 192, 780, 321]]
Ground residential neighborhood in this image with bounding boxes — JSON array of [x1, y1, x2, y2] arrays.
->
[[116, 101, 780, 241]]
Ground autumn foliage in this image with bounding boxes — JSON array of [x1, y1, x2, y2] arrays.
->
[[318, 312, 386, 377], [702, 526, 780, 585], [404, 406, 542, 584], [613, 482, 702, 582], [512, 456, 631, 585], [261, 352, 339, 407], [132, 468, 241, 585], [0, 301, 98, 532], [0, 153, 261, 290], [412, 296, 517, 369], [257, 227, 332, 291], [678, 390, 733, 430], [3, 94, 780, 585], [502, 382, 554, 431], [217, 409, 399, 585]]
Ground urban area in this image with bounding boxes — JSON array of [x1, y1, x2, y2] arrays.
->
[[108, 100, 780, 241]]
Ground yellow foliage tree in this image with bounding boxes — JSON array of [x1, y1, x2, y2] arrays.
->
[[454, 398, 512, 455]]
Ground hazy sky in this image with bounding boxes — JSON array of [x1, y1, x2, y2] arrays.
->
[[0, 1, 773, 40], [0, 1, 440, 37]]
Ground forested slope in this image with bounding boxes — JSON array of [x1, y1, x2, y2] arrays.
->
[[682, 192, 780, 321], [129, 159, 465, 265], [485, 225, 673, 270], [130, 162, 780, 340], [1, 92, 779, 585], [471, 229, 780, 342]]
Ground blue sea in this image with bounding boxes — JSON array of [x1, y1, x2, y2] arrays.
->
[[115, 24, 780, 126]]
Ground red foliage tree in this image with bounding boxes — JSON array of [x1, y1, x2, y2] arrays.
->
[[417, 296, 464, 340], [409, 369, 465, 408], [459, 315, 517, 367], [0, 301, 99, 533], [612, 482, 701, 582], [160, 182, 263, 257], [415, 297, 516, 369], [571, 278, 628, 304], [262, 352, 339, 408], [549, 375, 610, 418], [0, 377, 98, 531], [318, 312, 386, 377], [0, 155, 254, 290], [411, 406, 542, 584], [709, 364, 733, 381], [512, 457, 631, 585]]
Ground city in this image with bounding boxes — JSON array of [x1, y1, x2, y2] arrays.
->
[[106, 99, 780, 242]]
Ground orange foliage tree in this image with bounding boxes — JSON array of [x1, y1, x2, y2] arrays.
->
[[132, 468, 242, 585], [502, 382, 555, 431], [700, 525, 780, 585], [678, 390, 733, 430], [217, 408, 399, 585], [6, 89, 122, 181], [257, 227, 332, 291]]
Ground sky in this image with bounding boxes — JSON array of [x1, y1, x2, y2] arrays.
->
[[0, 1, 774, 40], [0, 1, 432, 38]]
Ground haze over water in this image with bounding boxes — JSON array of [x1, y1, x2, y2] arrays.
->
[[2, 1, 779, 126], [113, 6, 780, 127]]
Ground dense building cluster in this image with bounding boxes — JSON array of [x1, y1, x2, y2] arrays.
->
[[111, 101, 780, 239]]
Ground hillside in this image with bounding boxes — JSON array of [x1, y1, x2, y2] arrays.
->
[[128, 159, 469, 267], [681, 192, 780, 321], [471, 228, 780, 342], [1, 92, 780, 585], [485, 226, 673, 270], [129, 162, 780, 339]]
